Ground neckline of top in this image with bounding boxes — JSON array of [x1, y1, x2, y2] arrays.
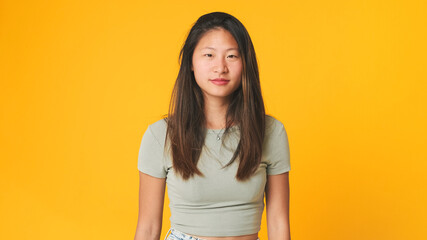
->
[[205, 124, 239, 134]]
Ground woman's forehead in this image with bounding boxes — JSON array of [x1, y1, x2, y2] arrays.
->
[[196, 28, 239, 50]]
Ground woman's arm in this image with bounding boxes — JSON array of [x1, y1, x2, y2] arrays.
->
[[265, 172, 291, 240], [134, 171, 166, 240]]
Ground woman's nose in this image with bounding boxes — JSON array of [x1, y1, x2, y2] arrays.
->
[[213, 57, 228, 73]]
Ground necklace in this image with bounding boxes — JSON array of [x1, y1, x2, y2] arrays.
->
[[216, 129, 223, 141], [211, 128, 224, 141]]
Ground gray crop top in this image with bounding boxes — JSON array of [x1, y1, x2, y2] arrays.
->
[[137, 115, 291, 237]]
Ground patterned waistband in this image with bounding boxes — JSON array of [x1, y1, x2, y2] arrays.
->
[[164, 228, 260, 240], [164, 228, 205, 240]]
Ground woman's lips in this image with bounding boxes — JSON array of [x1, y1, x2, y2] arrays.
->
[[210, 78, 230, 85]]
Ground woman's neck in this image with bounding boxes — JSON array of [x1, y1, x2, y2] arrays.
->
[[203, 96, 230, 130]]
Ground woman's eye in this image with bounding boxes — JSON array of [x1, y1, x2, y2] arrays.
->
[[204, 54, 213, 57], [228, 55, 238, 58]]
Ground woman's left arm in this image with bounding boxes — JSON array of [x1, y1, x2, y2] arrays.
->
[[265, 172, 291, 240]]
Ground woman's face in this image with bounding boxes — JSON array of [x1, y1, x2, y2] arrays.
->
[[192, 28, 243, 103]]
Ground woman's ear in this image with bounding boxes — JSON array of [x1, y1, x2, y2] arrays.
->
[[191, 65, 194, 71]]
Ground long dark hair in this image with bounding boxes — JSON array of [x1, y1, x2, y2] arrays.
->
[[166, 12, 265, 181]]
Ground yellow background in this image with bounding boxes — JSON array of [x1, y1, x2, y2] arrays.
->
[[1, 0, 426, 239]]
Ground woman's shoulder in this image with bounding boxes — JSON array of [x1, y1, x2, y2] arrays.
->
[[148, 117, 168, 130], [265, 114, 286, 135], [145, 118, 168, 142]]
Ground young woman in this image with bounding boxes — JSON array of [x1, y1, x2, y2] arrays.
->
[[135, 12, 291, 240]]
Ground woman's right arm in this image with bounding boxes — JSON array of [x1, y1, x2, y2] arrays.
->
[[134, 171, 166, 240]]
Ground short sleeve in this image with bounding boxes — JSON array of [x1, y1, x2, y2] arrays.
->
[[137, 125, 167, 178], [266, 121, 291, 175]]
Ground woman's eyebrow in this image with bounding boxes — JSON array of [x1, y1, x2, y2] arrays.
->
[[201, 47, 239, 51]]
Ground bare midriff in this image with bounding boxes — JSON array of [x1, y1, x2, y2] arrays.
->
[[185, 232, 259, 240]]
